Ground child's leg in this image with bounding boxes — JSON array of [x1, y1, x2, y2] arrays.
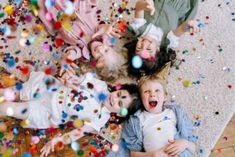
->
[[0, 87, 20, 102], [0, 101, 29, 120]]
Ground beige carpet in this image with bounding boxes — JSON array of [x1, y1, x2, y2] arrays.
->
[[0, 0, 235, 157]]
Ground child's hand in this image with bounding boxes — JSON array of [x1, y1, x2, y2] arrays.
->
[[58, 69, 84, 89], [174, 20, 200, 37], [136, 0, 155, 15], [164, 139, 189, 156], [40, 134, 64, 157], [92, 24, 121, 39]]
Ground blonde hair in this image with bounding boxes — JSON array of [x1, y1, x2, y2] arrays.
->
[[138, 75, 168, 94]]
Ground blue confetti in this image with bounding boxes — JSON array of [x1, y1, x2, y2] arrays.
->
[[7, 58, 15, 68], [98, 92, 107, 102], [131, 55, 143, 69], [22, 152, 31, 157], [15, 82, 23, 90]]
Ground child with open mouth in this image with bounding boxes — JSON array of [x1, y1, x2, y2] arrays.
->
[[121, 73, 197, 157]]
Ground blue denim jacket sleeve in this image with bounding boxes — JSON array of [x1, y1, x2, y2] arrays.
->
[[122, 111, 144, 151]]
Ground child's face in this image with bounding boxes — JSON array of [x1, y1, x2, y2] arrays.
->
[[91, 41, 113, 68], [104, 90, 134, 113], [140, 80, 167, 114], [136, 36, 160, 59]]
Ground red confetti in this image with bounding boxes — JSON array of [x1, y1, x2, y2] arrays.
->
[[29, 145, 37, 155], [20, 66, 30, 75], [227, 85, 232, 89], [44, 67, 52, 75], [55, 141, 64, 150], [54, 21, 62, 30], [55, 38, 64, 48]]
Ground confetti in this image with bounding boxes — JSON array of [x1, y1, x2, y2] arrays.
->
[[31, 136, 40, 144], [4, 5, 14, 16], [3, 88, 15, 101], [111, 144, 119, 152], [6, 107, 14, 116], [119, 108, 128, 117], [131, 55, 143, 69], [71, 141, 80, 151], [73, 119, 83, 128], [183, 80, 192, 87]]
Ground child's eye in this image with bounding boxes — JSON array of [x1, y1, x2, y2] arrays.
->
[[144, 90, 150, 93], [155, 89, 159, 92]]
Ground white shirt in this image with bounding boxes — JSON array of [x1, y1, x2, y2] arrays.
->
[[139, 109, 177, 152], [130, 18, 180, 49], [55, 73, 111, 132]]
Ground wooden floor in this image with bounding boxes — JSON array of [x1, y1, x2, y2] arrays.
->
[[210, 114, 235, 157]]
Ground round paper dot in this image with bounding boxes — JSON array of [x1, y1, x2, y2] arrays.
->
[[64, 1, 74, 15], [183, 80, 192, 87], [6, 107, 14, 116], [112, 144, 119, 152], [19, 38, 27, 47], [20, 120, 29, 127], [45, 0, 54, 8], [7, 58, 15, 68], [3, 25, 11, 36], [45, 12, 53, 21], [22, 152, 31, 157], [15, 82, 23, 90], [21, 29, 30, 37], [120, 108, 128, 117], [0, 97, 5, 103], [3, 88, 15, 101], [132, 55, 143, 69], [31, 136, 40, 144], [4, 5, 14, 15], [71, 141, 80, 151], [73, 119, 83, 128]]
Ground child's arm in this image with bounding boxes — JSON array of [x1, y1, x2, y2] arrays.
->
[[173, 20, 200, 37], [164, 139, 196, 156], [92, 24, 121, 39], [40, 125, 95, 157], [58, 69, 86, 90], [166, 20, 200, 50], [130, 146, 169, 157], [135, 0, 155, 18]]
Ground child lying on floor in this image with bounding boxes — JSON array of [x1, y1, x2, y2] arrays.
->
[[126, 0, 199, 77], [37, 0, 126, 80], [122, 74, 197, 157], [0, 70, 140, 157]]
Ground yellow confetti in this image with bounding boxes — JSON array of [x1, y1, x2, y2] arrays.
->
[[73, 119, 84, 128], [20, 119, 29, 127], [0, 96, 5, 103], [2, 149, 13, 157], [21, 29, 30, 37], [31, 5, 38, 16], [194, 115, 200, 120], [4, 5, 14, 16], [62, 21, 72, 31], [183, 80, 192, 87]]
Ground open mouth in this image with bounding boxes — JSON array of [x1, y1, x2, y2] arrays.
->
[[149, 101, 158, 108]]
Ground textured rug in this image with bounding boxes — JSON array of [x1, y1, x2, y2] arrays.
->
[[0, 0, 235, 157]]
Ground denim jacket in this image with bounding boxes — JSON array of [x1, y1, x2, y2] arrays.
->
[[108, 104, 197, 157]]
